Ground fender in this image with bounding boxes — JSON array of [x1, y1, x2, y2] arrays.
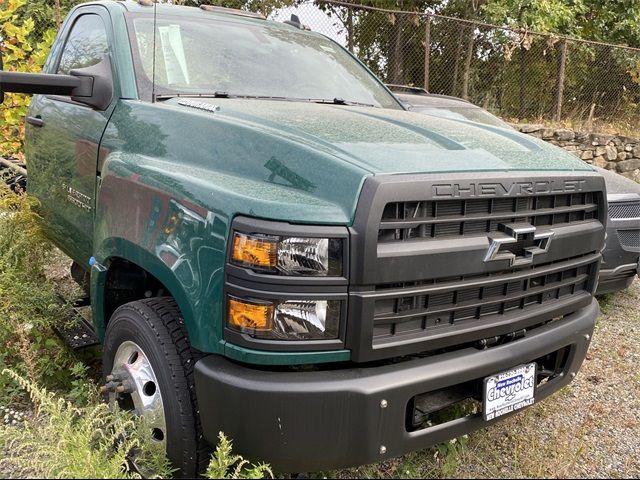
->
[[91, 236, 221, 353]]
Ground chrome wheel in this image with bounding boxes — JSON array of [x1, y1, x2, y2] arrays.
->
[[106, 340, 167, 447]]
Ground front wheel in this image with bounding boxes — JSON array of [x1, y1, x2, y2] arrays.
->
[[103, 298, 209, 477]]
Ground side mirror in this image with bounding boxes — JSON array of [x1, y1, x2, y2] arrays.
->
[[70, 56, 113, 110], [0, 55, 113, 111]]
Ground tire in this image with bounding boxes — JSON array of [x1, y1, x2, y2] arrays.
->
[[103, 297, 210, 478]]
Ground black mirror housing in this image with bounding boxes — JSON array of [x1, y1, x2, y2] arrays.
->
[[70, 56, 113, 111], [0, 55, 113, 111]]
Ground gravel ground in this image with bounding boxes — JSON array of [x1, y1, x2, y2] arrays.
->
[[453, 279, 640, 478], [334, 279, 640, 479]]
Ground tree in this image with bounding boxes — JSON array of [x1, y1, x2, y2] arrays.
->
[[0, 0, 57, 159], [172, 0, 296, 17]]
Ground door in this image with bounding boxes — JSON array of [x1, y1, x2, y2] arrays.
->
[[26, 7, 116, 265]]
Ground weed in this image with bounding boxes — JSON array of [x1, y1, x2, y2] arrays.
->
[[0, 369, 173, 479], [596, 294, 614, 316], [0, 185, 85, 404], [205, 432, 273, 479]]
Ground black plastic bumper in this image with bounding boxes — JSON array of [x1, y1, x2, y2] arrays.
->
[[194, 299, 598, 472]]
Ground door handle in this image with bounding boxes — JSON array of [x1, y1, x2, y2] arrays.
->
[[26, 116, 44, 127]]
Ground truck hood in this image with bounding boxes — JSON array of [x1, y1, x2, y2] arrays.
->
[[170, 98, 592, 174]]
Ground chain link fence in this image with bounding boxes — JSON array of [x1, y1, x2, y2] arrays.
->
[[281, 0, 640, 133]]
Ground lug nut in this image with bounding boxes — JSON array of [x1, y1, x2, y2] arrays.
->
[[105, 381, 118, 391], [116, 381, 134, 394], [379, 445, 387, 455], [380, 399, 388, 409]]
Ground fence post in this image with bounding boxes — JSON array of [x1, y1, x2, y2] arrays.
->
[[553, 39, 568, 122], [347, 5, 354, 52], [424, 15, 431, 91], [519, 45, 526, 117]]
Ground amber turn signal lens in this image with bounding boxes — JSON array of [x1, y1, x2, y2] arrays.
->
[[227, 297, 274, 332], [232, 233, 278, 269]]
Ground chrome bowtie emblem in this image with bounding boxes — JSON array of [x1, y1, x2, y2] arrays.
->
[[484, 223, 554, 267]]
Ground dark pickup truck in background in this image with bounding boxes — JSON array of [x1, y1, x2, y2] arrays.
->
[[0, 1, 608, 476]]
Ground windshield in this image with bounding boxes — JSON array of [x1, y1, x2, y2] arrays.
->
[[409, 105, 510, 128], [128, 14, 400, 108]]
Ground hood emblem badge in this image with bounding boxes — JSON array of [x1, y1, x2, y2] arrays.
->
[[484, 223, 554, 267]]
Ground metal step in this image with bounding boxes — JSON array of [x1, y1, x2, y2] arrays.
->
[[55, 314, 100, 349], [53, 297, 100, 349]]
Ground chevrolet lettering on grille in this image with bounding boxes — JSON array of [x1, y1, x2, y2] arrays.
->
[[484, 223, 554, 266]]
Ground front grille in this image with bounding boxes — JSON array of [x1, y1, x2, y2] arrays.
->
[[618, 229, 640, 249], [379, 193, 598, 243], [372, 255, 597, 345], [609, 201, 640, 219], [349, 173, 606, 362]]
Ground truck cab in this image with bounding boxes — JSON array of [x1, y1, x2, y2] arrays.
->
[[1, 1, 606, 475]]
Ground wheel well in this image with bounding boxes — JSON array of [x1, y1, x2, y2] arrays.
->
[[104, 258, 170, 324]]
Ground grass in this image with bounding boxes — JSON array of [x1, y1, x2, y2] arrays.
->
[[0, 369, 172, 479]]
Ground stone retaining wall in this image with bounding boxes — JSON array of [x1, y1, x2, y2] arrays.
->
[[513, 124, 640, 182]]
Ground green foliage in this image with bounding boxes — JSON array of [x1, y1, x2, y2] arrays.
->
[[0, 369, 173, 479], [0, 0, 57, 159], [481, 0, 587, 34], [205, 432, 273, 480], [0, 185, 86, 403], [434, 435, 469, 477], [173, 0, 295, 16]]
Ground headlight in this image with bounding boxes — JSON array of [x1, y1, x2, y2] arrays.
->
[[231, 232, 342, 276], [227, 296, 341, 340]]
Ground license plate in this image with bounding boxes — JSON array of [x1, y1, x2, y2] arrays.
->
[[483, 363, 536, 421]]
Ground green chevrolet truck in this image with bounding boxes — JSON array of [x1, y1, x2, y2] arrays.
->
[[0, 1, 607, 476]]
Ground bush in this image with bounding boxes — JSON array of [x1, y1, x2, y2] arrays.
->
[[0, 0, 56, 159], [0, 369, 272, 479], [0, 185, 88, 403], [0, 369, 172, 479], [206, 432, 273, 480]]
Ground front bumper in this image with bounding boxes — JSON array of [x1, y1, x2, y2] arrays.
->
[[194, 299, 598, 472]]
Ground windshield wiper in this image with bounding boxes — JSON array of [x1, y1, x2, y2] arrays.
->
[[156, 93, 376, 107], [155, 91, 231, 100], [311, 97, 376, 107]]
